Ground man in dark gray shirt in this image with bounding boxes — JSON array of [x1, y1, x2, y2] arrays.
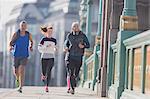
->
[[64, 21, 90, 94]]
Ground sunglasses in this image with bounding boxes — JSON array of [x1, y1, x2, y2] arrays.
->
[[48, 27, 53, 29]]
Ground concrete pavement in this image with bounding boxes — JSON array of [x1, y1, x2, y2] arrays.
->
[[0, 86, 108, 99]]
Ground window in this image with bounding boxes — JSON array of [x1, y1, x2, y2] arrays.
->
[[145, 46, 150, 94], [133, 48, 141, 91]]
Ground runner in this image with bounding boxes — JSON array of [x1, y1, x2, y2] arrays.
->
[[64, 21, 90, 94], [38, 24, 57, 92], [64, 39, 71, 93], [9, 21, 33, 93]]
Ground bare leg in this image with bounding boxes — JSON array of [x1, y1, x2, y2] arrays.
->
[[13, 67, 19, 80], [18, 65, 25, 88]]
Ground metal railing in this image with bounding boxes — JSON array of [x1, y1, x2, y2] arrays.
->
[[110, 30, 150, 97], [81, 49, 100, 90]]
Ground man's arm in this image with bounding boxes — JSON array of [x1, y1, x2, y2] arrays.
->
[[9, 33, 17, 46], [9, 33, 17, 51]]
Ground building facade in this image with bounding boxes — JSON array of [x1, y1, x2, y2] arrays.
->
[[79, 0, 150, 99], [2, 0, 53, 88], [2, 0, 83, 88], [107, 0, 150, 99], [44, 0, 81, 86]]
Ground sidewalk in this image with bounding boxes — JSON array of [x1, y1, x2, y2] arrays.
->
[[0, 88, 15, 94], [0, 86, 108, 99]]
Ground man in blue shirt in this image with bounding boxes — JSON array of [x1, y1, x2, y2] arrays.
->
[[9, 21, 33, 93]]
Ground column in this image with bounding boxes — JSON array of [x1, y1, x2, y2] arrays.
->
[[129, 48, 134, 90], [79, 0, 88, 86], [115, 0, 138, 99], [120, 0, 138, 31], [92, 0, 102, 90], [80, 0, 87, 33], [82, 0, 93, 86], [141, 45, 146, 93], [125, 49, 129, 89], [86, 0, 93, 43]]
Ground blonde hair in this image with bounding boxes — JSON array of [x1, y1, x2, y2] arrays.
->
[[71, 21, 80, 31]]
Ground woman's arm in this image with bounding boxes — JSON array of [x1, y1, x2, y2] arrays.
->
[[83, 34, 90, 48], [64, 34, 71, 52], [29, 34, 33, 51]]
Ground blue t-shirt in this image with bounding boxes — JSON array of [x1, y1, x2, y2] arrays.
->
[[13, 30, 29, 58]]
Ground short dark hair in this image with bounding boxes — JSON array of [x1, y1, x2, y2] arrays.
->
[[20, 21, 27, 25]]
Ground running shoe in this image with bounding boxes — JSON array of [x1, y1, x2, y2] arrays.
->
[[70, 89, 75, 95], [41, 75, 47, 82], [45, 86, 49, 92], [67, 88, 70, 93], [17, 87, 22, 93], [15, 79, 19, 88]]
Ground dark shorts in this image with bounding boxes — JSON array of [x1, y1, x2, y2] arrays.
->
[[13, 57, 28, 68]]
